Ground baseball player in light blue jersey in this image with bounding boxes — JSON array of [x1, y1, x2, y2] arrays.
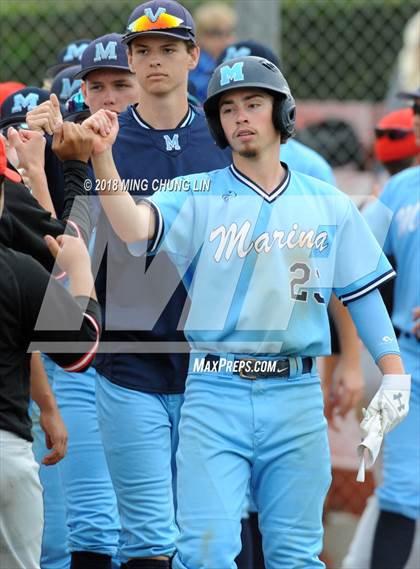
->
[[363, 145, 420, 567], [343, 101, 420, 569], [218, 41, 364, 436], [89, 56, 411, 569]]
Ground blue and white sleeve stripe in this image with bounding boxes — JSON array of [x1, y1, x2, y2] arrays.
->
[[147, 200, 164, 254], [126, 199, 164, 257], [339, 268, 396, 305]]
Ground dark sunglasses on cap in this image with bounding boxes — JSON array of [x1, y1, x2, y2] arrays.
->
[[374, 127, 414, 140]]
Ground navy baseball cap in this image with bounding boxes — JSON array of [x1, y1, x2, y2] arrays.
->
[[217, 40, 280, 69], [0, 87, 50, 130], [51, 65, 82, 104], [74, 34, 132, 80], [47, 39, 92, 78], [122, 0, 196, 45]]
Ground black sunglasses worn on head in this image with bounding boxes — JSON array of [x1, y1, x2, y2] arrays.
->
[[374, 127, 414, 140]]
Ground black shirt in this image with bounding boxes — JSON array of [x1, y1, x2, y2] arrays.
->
[[0, 244, 101, 441], [0, 159, 98, 441], [0, 160, 92, 270]]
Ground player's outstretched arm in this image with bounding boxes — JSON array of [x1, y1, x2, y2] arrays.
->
[[7, 126, 55, 216], [85, 110, 155, 243], [20, 233, 101, 374], [44, 233, 95, 298]]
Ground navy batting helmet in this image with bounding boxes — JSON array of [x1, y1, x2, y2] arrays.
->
[[203, 56, 296, 148]]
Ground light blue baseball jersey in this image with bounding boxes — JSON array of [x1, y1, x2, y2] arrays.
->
[[281, 138, 336, 185], [364, 165, 420, 335], [146, 164, 394, 355]]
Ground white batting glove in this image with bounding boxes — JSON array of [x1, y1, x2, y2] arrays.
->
[[356, 374, 411, 482]]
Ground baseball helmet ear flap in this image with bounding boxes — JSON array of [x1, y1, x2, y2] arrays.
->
[[273, 94, 296, 141]]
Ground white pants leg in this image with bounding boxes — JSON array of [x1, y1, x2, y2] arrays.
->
[[0, 429, 43, 569]]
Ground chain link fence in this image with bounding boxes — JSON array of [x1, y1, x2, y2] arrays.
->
[[1, 1, 417, 100], [1, 0, 417, 176]]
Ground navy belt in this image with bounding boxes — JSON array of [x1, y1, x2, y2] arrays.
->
[[203, 355, 313, 380]]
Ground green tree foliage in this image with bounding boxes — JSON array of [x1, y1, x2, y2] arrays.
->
[[0, 0, 417, 101]]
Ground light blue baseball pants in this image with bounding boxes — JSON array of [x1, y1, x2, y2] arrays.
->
[[53, 362, 121, 556], [173, 354, 332, 569], [377, 335, 420, 520], [95, 371, 184, 563]]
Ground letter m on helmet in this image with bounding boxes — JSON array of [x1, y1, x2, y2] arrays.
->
[[219, 62, 244, 87]]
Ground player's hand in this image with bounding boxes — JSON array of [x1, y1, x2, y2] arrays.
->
[[52, 122, 94, 163], [7, 127, 46, 175], [39, 408, 68, 465], [82, 109, 119, 155], [361, 374, 411, 435], [26, 93, 63, 135], [44, 233, 91, 276], [412, 306, 420, 338], [325, 357, 364, 425], [356, 374, 410, 482]]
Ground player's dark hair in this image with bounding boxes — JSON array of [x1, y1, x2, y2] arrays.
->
[[186, 40, 197, 53], [383, 156, 416, 176]]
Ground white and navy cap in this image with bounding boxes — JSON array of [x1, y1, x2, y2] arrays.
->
[[398, 86, 420, 100], [0, 87, 50, 130], [122, 0, 196, 45], [50, 65, 82, 104], [47, 39, 92, 78], [217, 40, 280, 69], [74, 33, 132, 80]]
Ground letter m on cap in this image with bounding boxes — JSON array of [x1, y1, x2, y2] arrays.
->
[[94, 41, 118, 63], [11, 93, 40, 113], [220, 62, 244, 87], [63, 43, 88, 62]]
